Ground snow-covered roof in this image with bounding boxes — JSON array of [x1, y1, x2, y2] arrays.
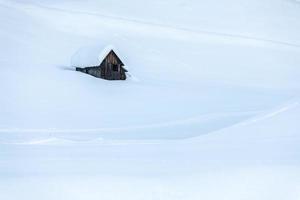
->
[[71, 45, 127, 69]]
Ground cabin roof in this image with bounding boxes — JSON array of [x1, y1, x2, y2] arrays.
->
[[71, 45, 128, 70]]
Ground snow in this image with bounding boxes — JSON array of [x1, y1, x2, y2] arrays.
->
[[0, 101, 300, 200], [70, 45, 109, 68], [71, 45, 128, 70], [0, 0, 300, 199]]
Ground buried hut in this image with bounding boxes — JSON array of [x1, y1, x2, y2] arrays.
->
[[72, 46, 128, 80]]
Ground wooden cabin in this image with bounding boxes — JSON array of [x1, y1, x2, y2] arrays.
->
[[75, 47, 128, 80]]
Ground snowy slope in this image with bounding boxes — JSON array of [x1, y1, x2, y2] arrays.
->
[[0, 98, 299, 200], [0, 0, 299, 139], [0, 0, 300, 199]]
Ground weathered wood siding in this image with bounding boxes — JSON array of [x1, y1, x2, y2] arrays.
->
[[76, 50, 127, 80]]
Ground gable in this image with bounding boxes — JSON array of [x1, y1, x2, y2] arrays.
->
[[103, 50, 124, 66]]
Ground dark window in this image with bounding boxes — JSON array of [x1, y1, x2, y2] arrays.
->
[[112, 64, 118, 72]]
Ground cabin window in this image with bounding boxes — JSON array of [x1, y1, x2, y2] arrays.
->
[[112, 64, 118, 72]]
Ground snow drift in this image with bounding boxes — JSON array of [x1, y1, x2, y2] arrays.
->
[[0, 0, 300, 199]]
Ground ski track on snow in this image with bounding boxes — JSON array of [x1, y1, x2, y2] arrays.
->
[[1, 100, 298, 145], [0, 137, 164, 145], [0, 111, 259, 134], [239, 101, 299, 126]]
